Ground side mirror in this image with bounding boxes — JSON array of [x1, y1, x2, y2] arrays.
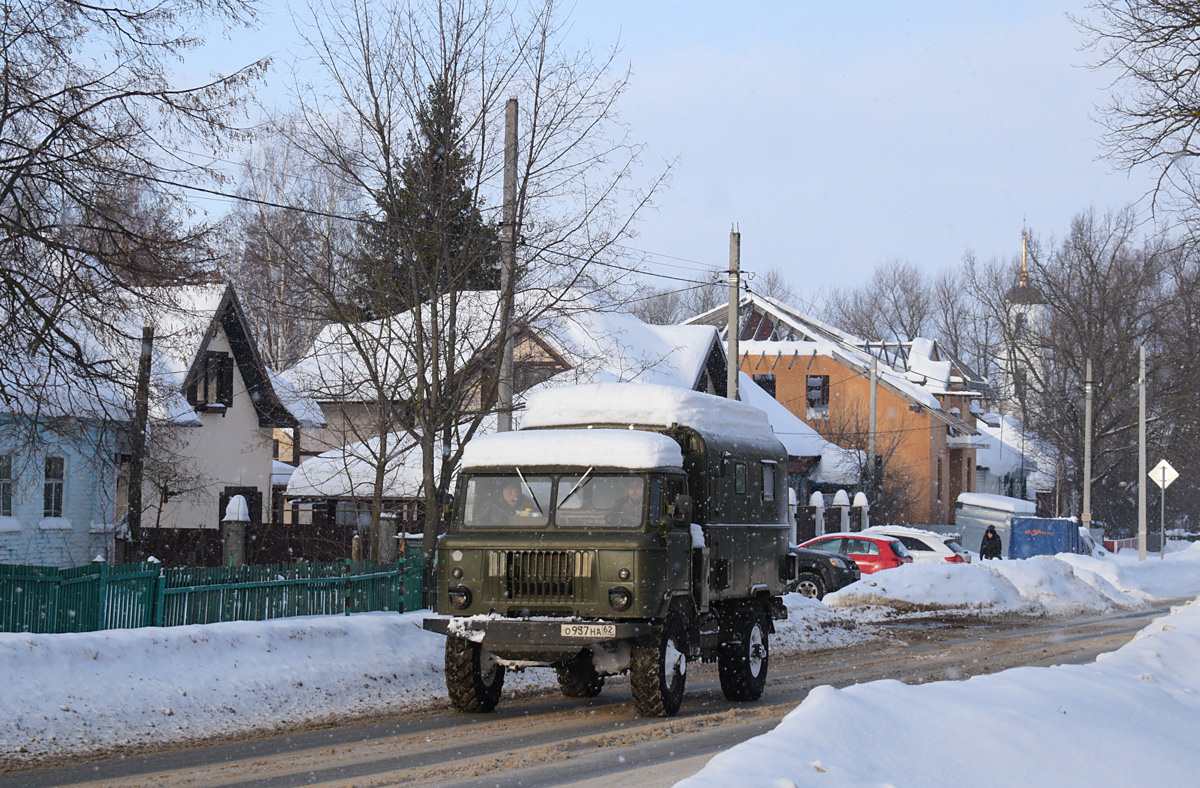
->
[[656, 515, 673, 536], [673, 494, 694, 527]]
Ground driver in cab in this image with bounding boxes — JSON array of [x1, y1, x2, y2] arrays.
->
[[608, 477, 644, 526], [485, 482, 528, 522]]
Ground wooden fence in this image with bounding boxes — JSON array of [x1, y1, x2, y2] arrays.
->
[[0, 550, 425, 634]]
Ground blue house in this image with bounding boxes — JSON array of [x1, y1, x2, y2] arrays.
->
[[0, 357, 134, 566]]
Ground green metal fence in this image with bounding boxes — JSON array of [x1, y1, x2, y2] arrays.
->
[[0, 557, 427, 634]]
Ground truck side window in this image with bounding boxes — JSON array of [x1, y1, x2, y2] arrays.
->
[[734, 462, 746, 494], [761, 460, 776, 502]]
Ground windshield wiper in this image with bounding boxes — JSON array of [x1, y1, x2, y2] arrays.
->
[[515, 467, 543, 514], [557, 467, 593, 507]]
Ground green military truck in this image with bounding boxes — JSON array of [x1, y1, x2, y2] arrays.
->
[[423, 382, 796, 717]]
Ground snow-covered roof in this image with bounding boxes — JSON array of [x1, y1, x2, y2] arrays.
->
[[287, 432, 449, 500], [272, 460, 297, 487], [957, 492, 1036, 514], [285, 290, 722, 402], [461, 428, 684, 470], [974, 411, 1055, 493], [128, 284, 323, 428], [689, 292, 979, 431]]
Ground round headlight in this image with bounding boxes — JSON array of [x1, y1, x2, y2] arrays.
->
[[608, 586, 632, 611], [447, 585, 472, 610]]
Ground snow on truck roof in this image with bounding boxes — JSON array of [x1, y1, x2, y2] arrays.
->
[[460, 428, 684, 471], [521, 382, 782, 448]]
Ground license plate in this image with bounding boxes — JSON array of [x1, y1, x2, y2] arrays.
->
[[561, 623, 616, 638]]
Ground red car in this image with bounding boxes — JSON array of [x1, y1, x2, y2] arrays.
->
[[798, 532, 913, 574]]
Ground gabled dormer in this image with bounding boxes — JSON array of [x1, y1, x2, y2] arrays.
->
[[177, 285, 300, 429]]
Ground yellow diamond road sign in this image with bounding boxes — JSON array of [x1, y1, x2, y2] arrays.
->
[[1150, 459, 1178, 490]]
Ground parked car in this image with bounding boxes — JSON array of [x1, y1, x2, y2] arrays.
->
[[798, 532, 913, 574], [788, 546, 861, 599], [865, 525, 972, 564]]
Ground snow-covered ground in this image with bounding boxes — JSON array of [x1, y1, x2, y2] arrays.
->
[[678, 542, 1200, 787], [4, 545, 1200, 783]]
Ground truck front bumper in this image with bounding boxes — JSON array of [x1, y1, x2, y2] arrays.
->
[[423, 616, 652, 661]]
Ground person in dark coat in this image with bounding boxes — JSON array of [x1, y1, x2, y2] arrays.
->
[[980, 525, 1003, 560]]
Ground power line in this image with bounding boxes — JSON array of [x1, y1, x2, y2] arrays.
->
[[132, 169, 723, 289]]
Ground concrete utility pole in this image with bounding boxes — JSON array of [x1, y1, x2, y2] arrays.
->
[[1138, 345, 1147, 561], [726, 228, 740, 401], [497, 98, 518, 432], [1082, 358, 1093, 534]]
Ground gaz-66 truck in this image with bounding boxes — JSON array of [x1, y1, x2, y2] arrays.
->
[[423, 382, 796, 717]]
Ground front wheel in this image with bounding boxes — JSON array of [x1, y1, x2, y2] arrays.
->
[[793, 571, 826, 600], [718, 609, 769, 702], [445, 636, 505, 712], [630, 613, 688, 717]]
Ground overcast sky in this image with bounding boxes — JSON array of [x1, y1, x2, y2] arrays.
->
[[193, 1, 1159, 305]]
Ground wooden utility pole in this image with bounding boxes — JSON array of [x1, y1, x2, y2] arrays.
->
[[1082, 358, 1093, 533], [126, 326, 153, 545], [497, 98, 518, 431], [726, 229, 740, 400]]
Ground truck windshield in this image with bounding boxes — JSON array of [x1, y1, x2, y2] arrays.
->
[[461, 473, 646, 529], [556, 475, 645, 529], [463, 474, 551, 527]]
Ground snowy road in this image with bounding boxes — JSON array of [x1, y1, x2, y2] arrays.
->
[[6, 603, 1175, 788]]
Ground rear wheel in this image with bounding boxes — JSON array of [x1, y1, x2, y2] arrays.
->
[[445, 636, 505, 712], [718, 609, 769, 701], [794, 571, 826, 600], [556, 654, 604, 698], [630, 613, 688, 717]]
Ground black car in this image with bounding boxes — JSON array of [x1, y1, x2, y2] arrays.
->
[[788, 546, 860, 600]]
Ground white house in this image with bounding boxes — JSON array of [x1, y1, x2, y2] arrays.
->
[[131, 284, 324, 536]]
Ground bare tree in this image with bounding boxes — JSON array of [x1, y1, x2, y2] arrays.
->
[[279, 0, 665, 568], [977, 209, 1183, 527], [822, 259, 934, 342], [223, 128, 357, 370], [1077, 2, 1200, 221], [628, 273, 724, 325], [819, 392, 922, 525], [0, 0, 267, 409]]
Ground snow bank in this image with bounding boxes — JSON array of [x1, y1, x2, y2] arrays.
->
[[0, 595, 872, 765], [675, 596, 1200, 788], [824, 545, 1200, 617], [0, 613, 446, 763]]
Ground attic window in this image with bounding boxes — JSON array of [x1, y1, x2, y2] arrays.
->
[[189, 351, 234, 412]]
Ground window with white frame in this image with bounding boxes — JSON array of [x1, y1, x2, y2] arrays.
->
[[44, 455, 64, 518]]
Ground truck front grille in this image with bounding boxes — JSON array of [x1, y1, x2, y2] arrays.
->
[[488, 549, 595, 604]]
